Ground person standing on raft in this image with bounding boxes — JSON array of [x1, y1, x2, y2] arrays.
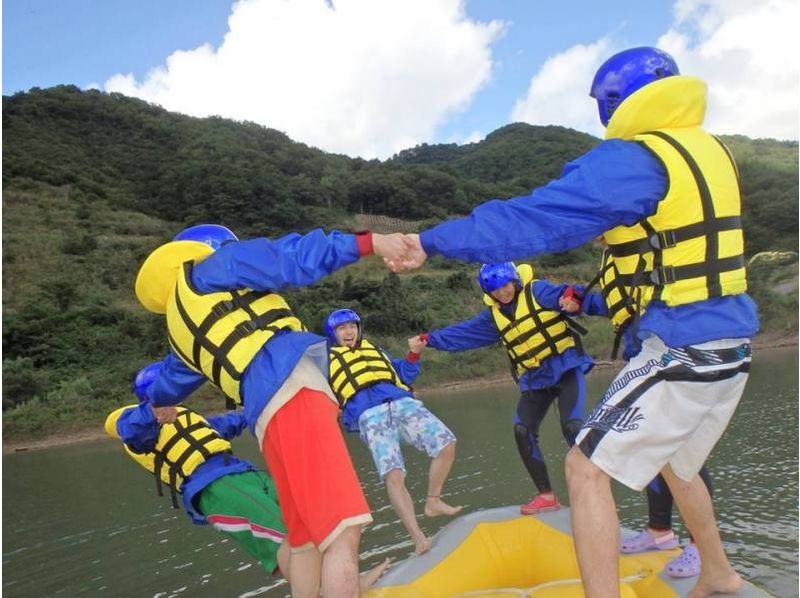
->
[[414, 261, 592, 516]]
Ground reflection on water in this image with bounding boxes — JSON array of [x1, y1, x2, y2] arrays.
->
[[3, 348, 797, 597]]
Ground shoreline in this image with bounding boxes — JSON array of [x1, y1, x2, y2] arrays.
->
[[4, 335, 796, 455]]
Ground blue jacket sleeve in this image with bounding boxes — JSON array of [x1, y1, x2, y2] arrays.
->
[[531, 280, 573, 311], [387, 352, 421, 386], [206, 411, 249, 440], [145, 352, 208, 408], [419, 140, 666, 262], [427, 309, 500, 351], [191, 229, 361, 293], [116, 404, 160, 454]]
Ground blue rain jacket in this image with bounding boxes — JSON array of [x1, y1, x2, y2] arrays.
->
[[420, 140, 759, 348], [144, 229, 363, 434]]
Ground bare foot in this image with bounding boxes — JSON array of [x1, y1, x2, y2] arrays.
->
[[687, 569, 743, 598], [359, 558, 391, 590], [424, 496, 463, 518], [413, 535, 432, 555]]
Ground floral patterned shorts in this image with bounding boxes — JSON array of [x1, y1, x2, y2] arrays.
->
[[358, 397, 457, 479]]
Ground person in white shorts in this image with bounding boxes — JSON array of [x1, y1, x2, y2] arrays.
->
[[576, 337, 751, 490], [376, 47, 759, 598]]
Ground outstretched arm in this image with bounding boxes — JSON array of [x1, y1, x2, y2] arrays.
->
[[206, 411, 249, 440], [385, 141, 665, 269], [192, 229, 382, 292], [426, 309, 500, 352], [115, 404, 160, 453], [386, 349, 422, 386], [144, 353, 208, 408]]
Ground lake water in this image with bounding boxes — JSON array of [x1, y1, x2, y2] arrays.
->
[[3, 347, 797, 597]]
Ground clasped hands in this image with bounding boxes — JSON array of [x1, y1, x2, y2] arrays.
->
[[371, 233, 427, 272]]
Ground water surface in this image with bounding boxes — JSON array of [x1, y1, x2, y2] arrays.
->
[[3, 347, 797, 597]]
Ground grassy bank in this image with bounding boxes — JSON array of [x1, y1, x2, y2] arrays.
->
[[3, 193, 797, 443]]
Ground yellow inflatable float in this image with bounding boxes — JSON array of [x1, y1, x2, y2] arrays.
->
[[365, 506, 770, 598]]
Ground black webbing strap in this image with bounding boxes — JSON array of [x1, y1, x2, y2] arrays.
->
[[161, 411, 221, 508], [210, 307, 294, 386], [524, 283, 559, 356], [583, 255, 612, 296], [562, 314, 588, 336], [330, 347, 398, 402], [330, 351, 361, 402], [712, 135, 740, 183], [645, 131, 725, 297], [605, 131, 744, 300], [649, 255, 745, 286], [610, 321, 630, 360], [509, 328, 574, 369], [173, 286, 239, 388], [608, 216, 741, 258]]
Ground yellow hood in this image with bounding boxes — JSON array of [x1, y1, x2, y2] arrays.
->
[[605, 75, 707, 140]]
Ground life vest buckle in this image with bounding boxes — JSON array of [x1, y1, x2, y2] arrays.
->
[[650, 266, 676, 285], [659, 230, 678, 249], [235, 319, 259, 335], [648, 230, 677, 250], [212, 300, 237, 317]]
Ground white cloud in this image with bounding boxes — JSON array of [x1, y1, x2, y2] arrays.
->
[[104, 0, 503, 158], [657, 0, 798, 140], [512, 0, 799, 140], [510, 39, 611, 138]]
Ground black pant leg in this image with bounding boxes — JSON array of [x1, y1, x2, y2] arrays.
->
[[514, 389, 557, 493]]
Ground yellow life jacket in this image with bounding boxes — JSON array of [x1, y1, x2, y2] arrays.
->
[[120, 406, 231, 507], [328, 339, 410, 406], [602, 76, 747, 311], [583, 250, 639, 360], [166, 261, 305, 404], [483, 264, 576, 377], [589, 250, 638, 331]]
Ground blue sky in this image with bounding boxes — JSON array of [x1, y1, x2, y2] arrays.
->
[[3, 0, 797, 158]]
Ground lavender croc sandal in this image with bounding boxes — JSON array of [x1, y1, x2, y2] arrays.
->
[[620, 528, 679, 553], [665, 543, 702, 578]]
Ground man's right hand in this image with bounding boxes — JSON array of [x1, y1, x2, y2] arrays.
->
[[559, 287, 583, 313], [151, 405, 178, 424], [407, 334, 428, 354]]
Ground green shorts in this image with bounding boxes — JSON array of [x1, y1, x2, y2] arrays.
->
[[196, 471, 286, 574]]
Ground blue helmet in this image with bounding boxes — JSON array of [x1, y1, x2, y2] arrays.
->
[[132, 361, 162, 403], [478, 262, 520, 294], [324, 309, 361, 345], [590, 47, 680, 126], [173, 224, 238, 250]]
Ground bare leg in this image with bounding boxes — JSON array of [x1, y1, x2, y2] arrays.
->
[[384, 468, 430, 555], [424, 442, 463, 517], [276, 542, 291, 581], [359, 558, 391, 590], [660, 465, 742, 598], [320, 525, 361, 597], [286, 546, 322, 598], [565, 446, 619, 598]]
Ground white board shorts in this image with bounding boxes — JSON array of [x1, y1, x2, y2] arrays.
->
[[575, 335, 751, 491]]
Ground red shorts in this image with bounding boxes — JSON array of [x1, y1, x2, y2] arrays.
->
[[261, 387, 372, 551]]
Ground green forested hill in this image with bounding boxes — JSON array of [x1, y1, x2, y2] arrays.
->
[[2, 86, 797, 438]]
